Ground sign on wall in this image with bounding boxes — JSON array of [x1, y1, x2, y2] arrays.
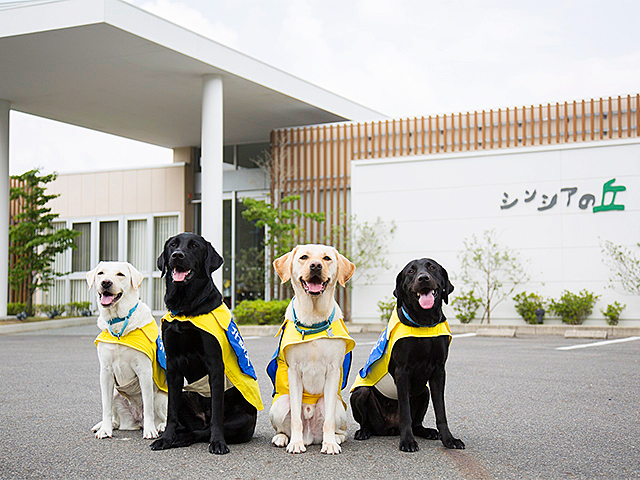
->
[[500, 178, 626, 213]]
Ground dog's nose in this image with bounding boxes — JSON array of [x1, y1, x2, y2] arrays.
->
[[417, 273, 431, 283], [309, 261, 322, 272], [101, 279, 113, 289], [171, 250, 185, 260]]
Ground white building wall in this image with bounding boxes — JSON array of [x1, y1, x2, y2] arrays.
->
[[351, 139, 640, 326]]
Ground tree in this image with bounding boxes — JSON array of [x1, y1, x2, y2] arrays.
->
[[601, 240, 640, 295], [240, 195, 324, 299], [9, 169, 80, 315], [457, 229, 530, 324], [336, 214, 396, 287]]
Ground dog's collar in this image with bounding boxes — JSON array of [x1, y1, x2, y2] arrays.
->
[[291, 297, 335, 339], [106, 302, 139, 339], [400, 306, 444, 328]]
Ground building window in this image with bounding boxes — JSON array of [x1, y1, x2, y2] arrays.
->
[[72, 222, 91, 272], [237, 142, 269, 169], [99, 221, 119, 262], [154, 215, 179, 260], [127, 219, 147, 271], [51, 221, 67, 274]]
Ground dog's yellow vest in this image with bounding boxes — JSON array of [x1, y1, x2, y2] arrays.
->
[[161, 304, 263, 411], [267, 315, 355, 406], [350, 306, 451, 393], [95, 320, 168, 393]]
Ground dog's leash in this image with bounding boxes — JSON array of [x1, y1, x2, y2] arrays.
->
[[107, 302, 139, 339], [291, 299, 335, 340]]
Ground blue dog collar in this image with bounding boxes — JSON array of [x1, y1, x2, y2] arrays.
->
[[400, 306, 444, 328], [291, 296, 335, 338], [107, 302, 139, 339]]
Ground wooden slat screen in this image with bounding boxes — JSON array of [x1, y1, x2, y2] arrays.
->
[[270, 94, 639, 318]]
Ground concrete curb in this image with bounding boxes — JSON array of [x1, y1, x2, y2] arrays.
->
[[2, 317, 639, 339], [0, 316, 97, 335]]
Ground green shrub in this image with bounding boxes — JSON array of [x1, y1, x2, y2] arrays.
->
[[513, 291, 546, 324], [233, 299, 289, 325], [451, 290, 482, 324], [600, 301, 625, 326], [67, 301, 92, 317], [37, 304, 66, 318], [7, 302, 26, 315], [549, 290, 600, 325], [377, 297, 396, 322]]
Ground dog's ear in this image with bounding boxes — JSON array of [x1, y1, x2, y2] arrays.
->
[[393, 268, 406, 307], [127, 263, 145, 291], [86, 263, 100, 289], [273, 247, 296, 284], [336, 252, 356, 287], [441, 267, 454, 305], [157, 236, 173, 277], [205, 241, 224, 275]]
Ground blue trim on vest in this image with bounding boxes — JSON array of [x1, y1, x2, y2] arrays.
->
[[107, 302, 139, 339], [359, 326, 389, 378], [156, 335, 167, 370], [226, 318, 257, 380]]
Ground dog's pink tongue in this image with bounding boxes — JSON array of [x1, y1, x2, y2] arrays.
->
[[172, 269, 188, 282], [101, 294, 114, 306], [307, 281, 324, 293], [419, 291, 435, 309]]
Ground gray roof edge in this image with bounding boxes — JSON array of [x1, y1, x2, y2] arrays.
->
[[102, 0, 386, 121], [0, 0, 385, 121]]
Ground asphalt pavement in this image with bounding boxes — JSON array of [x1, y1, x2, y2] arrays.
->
[[1, 324, 639, 479]]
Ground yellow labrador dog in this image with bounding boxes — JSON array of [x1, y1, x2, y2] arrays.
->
[[268, 244, 356, 454], [88, 261, 167, 440]]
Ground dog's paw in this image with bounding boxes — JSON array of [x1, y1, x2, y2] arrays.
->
[[354, 428, 371, 441], [413, 426, 440, 440], [321, 440, 342, 455], [335, 433, 346, 445], [209, 440, 230, 455], [272, 433, 289, 448], [95, 426, 113, 439], [91, 421, 102, 433], [399, 438, 419, 452], [150, 436, 173, 450], [442, 435, 465, 449], [156, 422, 166, 433], [143, 427, 160, 439], [286, 440, 306, 454]]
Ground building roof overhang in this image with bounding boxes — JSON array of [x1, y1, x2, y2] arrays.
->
[[0, 0, 384, 147]]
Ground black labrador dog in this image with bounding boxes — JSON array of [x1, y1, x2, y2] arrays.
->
[[150, 233, 257, 454], [350, 258, 465, 451]]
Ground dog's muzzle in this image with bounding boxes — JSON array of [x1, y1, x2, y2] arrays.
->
[[99, 290, 123, 307], [300, 276, 328, 296]]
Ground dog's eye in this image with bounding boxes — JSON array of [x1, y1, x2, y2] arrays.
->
[[170, 241, 178, 248], [116, 272, 125, 277], [97, 271, 103, 276], [323, 256, 332, 261], [300, 255, 308, 260], [188, 241, 198, 249], [428, 264, 436, 271], [407, 269, 415, 274]]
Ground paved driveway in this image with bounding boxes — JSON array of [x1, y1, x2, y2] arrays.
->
[[1, 325, 638, 479]]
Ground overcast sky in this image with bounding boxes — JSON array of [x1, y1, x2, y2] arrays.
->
[[8, 0, 640, 175]]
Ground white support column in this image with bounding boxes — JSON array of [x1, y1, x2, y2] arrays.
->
[[0, 100, 10, 317], [200, 75, 224, 288]]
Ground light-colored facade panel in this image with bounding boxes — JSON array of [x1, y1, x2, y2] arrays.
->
[[150, 168, 167, 212], [107, 170, 124, 215], [135, 168, 152, 213], [351, 139, 640, 325]]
